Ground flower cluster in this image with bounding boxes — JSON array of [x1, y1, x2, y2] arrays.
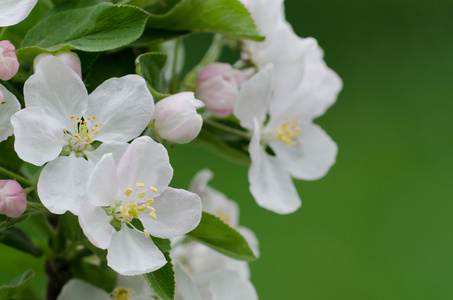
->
[[0, 0, 341, 299]]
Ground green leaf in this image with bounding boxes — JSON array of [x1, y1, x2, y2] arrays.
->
[[187, 212, 257, 261], [0, 227, 43, 257], [145, 0, 264, 41], [137, 52, 171, 99], [71, 260, 117, 292], [0, 270, 34, 300], [51, 0, 109, 12], [144, 254, 175, 300], [19, 3, 149, 57]]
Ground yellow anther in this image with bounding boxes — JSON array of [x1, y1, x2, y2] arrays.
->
[[147, 206, 155, 212], [149, 211, 157, 220], [83, 121, 87, 125], [87, 117, 91, 121], [92, 116, 96, 119], [94, 131, 99, 135], [63, 128, 67, 131], [144, 230, 150, 238], [145, 198, 154, 205], [138, 191, 146, 198], [76, 116, 80, 120], [78, 120, 82, 123], [275, 117, 301, 146], [136, 182, 145, 188], [113, 287, 132, 300], [123, 188, 133, 196], [137, 204, 147, 212], [95, 123, 99, 127], [72, 124, 76, 127], [91, 128, 95, 132], [74, 134, 79, 138], [150, 186, 158, 193], [70, 115, 75, 119]]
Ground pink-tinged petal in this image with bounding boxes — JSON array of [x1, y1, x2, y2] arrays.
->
[[234, 65, 273, 130], [87, 154, 118, 207], [11, 107, 66, 166], [85, 141, 129, 165], [248, 119, 301, 214], [117, 137, 173, 199], [0, 180, 27, 218], [86, 75, 153, 143], [269, 122, 338, 180], [24, 56, 87, 129], [140, 188, 201, 239], [174, 262, 202, 300], [78, 202, 115, 250], [0, 41, 19, 80], [57, 279, 111, 300], [38, 154, 93, 214], [208, 270, 258, 300], [107, 225, 166, 276], [0, 0, 38, 27], [0, 84, 20, 142]]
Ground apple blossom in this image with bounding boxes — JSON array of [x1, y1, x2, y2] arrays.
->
[[0, 83, 20, 143], [152, 92, 204, 144], [0, 0, 38, 27], [0, 40, 19, 80], [234, 65, 340, 214], [78, 136, 202, 275], [0, 180, 27, 218], [196, 63, 245, 117], [34, 51, 82, 78], [11, 56, 154, 214]]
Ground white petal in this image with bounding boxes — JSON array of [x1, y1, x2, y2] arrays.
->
[[208, 270, 258, 300], [57, 279, 111, 300], [107, 226, 166, 276], [116, 136, 173, 199], [237, 226, 260, 258], [188, 169, 213, 196], [174, 262, 202, 300], [85, 75, 154, 143], [24, 56, 87, 129], [140, 188, 201, 239], [115, 275, 148, 295], [85, 141, 129, 165], [11, 107, 66, 166], [87, 154, 118, 207], [0, 84, 20, 142], [0, 0, 38, 27], [38, 153, 92, 214], [78, 203, 115, 249], [248, 119, 301, 214], [234, 65, 273, 130]]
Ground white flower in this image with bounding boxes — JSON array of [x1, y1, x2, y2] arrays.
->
[[0, 84, 20, 143], [78, 136, 202, 276], [0, 0, 38, 27], [11, 56, 154, 214], [152, 92, 204, 144], [234, 65, 340, 214], [58, 275, 154, 300]]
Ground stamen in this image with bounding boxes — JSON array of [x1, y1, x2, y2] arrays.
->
[[150, 186, 158, 193], [144, 230, 150, 238], [275, 116, 301, 146], [138, 191, 146, 198], [149, 211, 157, 220], [123, 188, 133, 196], [145, 198, 154, 205], [136, 182, 145, 187]]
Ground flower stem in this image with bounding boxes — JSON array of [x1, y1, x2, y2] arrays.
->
[[0, 27, 7, 41], [0, 166, 35, 186], [203, 118, 251, 139]]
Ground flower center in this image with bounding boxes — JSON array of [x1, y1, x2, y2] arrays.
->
[[62, 115, 103, 153], [113, 287, 132, 300], [275, 116, 301, 146], [105, 182, 158, 238]]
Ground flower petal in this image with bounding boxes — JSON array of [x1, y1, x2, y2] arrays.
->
[[140, 188, 201, 239], [38, 153, 92, 214], [57, 279, 111, 300], [269, 122, 337, 180], [208, 270, 258, 300], [107, 225, 166, 276], [24, 56, 87, 129], [78, 202, 115, 249], [174, 262, 202, 300], [87, 153, 118, 207], [85, 75, 154, 143], [116, 136, 173, 199], [0, 84, 20, 142], [84, 141, 129, 165], [11, 107, 66, 166], [0, 0, 38, 27], [234, 65, 273, 130], [248, 119, 301, 214]]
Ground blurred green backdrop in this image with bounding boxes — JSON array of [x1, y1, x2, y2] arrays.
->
[[2, 0, 453, 299]]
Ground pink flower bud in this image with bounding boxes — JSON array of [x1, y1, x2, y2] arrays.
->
[[196, 63, 245, 118], [0, 180, 27, 217], [152, 92, 204, 144], [34, 51, 82, 78], [0, 41, 19, 81]]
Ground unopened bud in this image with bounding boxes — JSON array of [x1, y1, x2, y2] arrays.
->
[[0, 180, 27, 217], [0, 41, 19, 81], [196, 63, 245, 118], [34, 51, 82, 78], [152, 92, 204, 144]]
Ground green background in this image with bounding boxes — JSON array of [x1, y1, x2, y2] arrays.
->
[[2, 0, 453, 299]]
